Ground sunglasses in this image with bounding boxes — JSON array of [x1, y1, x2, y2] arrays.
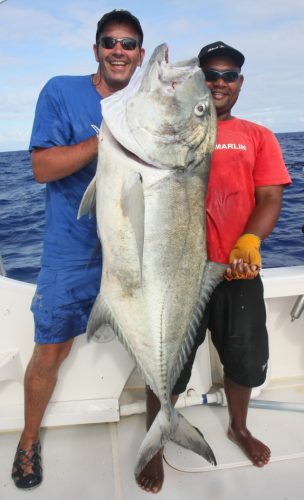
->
[[99, 36, 139, 51], [203, 69, 240, 83]]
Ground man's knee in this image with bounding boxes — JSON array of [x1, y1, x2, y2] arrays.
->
[[30, 339, 74, 375]]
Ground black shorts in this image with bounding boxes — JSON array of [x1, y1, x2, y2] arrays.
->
[[172, 275, 269, 394]]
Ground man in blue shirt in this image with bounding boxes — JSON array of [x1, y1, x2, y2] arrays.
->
[[12, 9, 145, 489]]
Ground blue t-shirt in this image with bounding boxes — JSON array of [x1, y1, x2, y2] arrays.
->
[[29, 75, 102, 268]]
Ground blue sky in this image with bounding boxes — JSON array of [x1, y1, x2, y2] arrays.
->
[[1, 0, 304, 152]]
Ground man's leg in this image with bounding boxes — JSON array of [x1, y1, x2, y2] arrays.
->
[[209, 278, 270, 467], [12, 339, 74, 487], [224, 375, 270, 467], [136, 386, 178, 494]]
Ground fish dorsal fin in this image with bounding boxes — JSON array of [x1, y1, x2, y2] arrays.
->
[[77, 174, 97, 219], [169, 261, 226, 392], [121, 172, 145, 278]]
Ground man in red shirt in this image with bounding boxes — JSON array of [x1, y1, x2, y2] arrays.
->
[[137, 41, 291, 493]]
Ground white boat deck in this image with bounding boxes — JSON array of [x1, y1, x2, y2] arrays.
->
[[1, 269, 304, 499], [1, 384, 304, 500]]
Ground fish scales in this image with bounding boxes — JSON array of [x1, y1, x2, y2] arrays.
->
[[78, 43, 225, 480]]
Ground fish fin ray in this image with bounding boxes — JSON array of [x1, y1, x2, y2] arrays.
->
[[121, 172, 145, 278], [78, 175, 97, 219], [86, 294, 115, 343], [134, 407, 216, 479], [87, 294, 157, 391], [171, 411, 217, 466], [170, 261, 226, 391], [134, 408, 173, 479]]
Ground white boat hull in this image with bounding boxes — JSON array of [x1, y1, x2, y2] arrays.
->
[[1, 267, 304, 430]]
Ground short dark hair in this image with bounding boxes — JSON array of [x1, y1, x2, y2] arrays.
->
[[96, 9, 143, 47]]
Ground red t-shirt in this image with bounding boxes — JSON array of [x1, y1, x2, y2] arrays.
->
[[206, 117, 291, 264]]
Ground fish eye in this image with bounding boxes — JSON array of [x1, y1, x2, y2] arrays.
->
[[194, 102, 207, 116]]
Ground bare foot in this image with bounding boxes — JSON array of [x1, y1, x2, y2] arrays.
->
[[136, 449, 164, 493], [228, 426, 271, 467]]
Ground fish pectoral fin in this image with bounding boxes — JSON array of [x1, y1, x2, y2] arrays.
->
[[77, 175, 97, 219], [134, 407, 216, 479], [121, 172, 145, 277], [86, 294, 116, 343]]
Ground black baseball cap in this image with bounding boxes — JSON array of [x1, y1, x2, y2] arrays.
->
[[198, 41, 245, 68], [96, 9, 143, 46]]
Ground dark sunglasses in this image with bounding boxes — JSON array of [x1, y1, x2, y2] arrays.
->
[[99, 36, 139, 51], [203, 69, 240, 83]]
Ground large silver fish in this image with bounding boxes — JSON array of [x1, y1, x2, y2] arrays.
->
[[79, 44, 225, 479]]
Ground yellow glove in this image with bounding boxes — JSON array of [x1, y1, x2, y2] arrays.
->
[[225, 233, 261, 281], [229, 233, 261, 267]]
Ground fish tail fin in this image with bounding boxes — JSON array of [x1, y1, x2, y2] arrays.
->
[[134, 410, 167, 480], [134, 407, 216, 479], [171, 410, 217, 466]]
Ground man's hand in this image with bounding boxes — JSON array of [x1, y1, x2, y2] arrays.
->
[[224, 233, 261, 281], [225, 258, 259, 280]]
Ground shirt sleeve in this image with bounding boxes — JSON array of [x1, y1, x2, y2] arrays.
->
[[253, 128, 292, 186], [29, 77, 72, 151]]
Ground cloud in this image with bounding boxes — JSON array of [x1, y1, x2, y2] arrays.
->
[[0, 0, 303, 151], [0, 2, 108, 49]]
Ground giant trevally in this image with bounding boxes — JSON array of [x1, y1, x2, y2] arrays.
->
[[78, 43, 225, 480]]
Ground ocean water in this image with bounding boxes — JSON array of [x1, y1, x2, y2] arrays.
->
[[0, 131, 303, 284]]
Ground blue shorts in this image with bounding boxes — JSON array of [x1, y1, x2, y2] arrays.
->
[[31, 262, 102, 344]]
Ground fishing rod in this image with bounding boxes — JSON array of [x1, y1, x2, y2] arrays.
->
[[289, 225, 304, 321], [290, 295, 304, 321]]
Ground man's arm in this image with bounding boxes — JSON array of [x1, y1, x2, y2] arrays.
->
[[225, 185, 284, 279], [32, 135, 98, 183], [244, 185, 284, 240]]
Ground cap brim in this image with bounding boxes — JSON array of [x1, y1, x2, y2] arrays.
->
[[199, 48, 244, 67]]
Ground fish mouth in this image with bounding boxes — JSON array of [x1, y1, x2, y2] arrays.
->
[[142, 43, 200, 91], [132, 44, 210, 146]]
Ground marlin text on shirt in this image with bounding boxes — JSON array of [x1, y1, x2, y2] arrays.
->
[[215, 143, 247, 150]]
